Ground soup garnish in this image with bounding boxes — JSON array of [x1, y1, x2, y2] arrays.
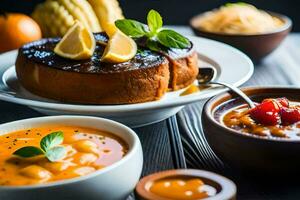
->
[[149, 177, 216, 200], [223, 98, 300, 138], [14, 131, 66, 162], [0, 126, 127, 186]]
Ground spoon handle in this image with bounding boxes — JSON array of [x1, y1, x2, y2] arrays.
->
[[210, 81, 256, 108]]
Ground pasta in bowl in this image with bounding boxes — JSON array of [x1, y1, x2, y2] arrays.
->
[[190, 3, 292, 61], [191, 3, 284, 35]]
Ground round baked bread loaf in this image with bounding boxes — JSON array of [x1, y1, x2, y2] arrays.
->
[[15, 33, 198, 104], [16, 34, 169, 104], [167, 50, 199, 90]]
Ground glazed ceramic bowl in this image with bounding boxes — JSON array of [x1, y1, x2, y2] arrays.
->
[[136, 169, 236, 200], [190, 12, 292, 62], [0, 116, 143, 200], [202, 87, 300, 173]]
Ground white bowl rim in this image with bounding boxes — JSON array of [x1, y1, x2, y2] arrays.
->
[[0, 115, 141, 190]]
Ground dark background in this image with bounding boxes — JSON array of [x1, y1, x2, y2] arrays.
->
[[1, 0, 299, 31]]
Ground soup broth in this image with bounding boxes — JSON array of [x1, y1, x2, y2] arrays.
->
[[0, 126, 128, 186]]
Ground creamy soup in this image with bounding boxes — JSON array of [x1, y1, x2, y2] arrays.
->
[[0, 126, 127, 186]]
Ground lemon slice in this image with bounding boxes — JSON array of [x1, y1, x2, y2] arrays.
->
[[54, 21, 95, 60], [104, 23, 118, 37], [101, 30, 137, 63]]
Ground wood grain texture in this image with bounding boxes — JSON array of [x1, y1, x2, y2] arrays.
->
[[134, 120, 174, 176], [176, 28, 300, 200], [129, 121, 175, 200], [167, 116, 187, 169]]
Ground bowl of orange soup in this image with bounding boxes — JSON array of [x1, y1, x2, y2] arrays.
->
[[0, 116, 143, 200]]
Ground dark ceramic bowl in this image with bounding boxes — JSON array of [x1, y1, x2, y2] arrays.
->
[[202, 87, 300, 173], [190, 12, 292, 62]]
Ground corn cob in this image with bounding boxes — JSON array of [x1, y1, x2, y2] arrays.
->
[[32, 0, 75, 37], [55, 0, 91, 31], [32, 0, 102, 37], [43, 1, 65, 36], [32, 4, 50, 36], [68, 0, 102, 32], [110, 0, 124, 19]]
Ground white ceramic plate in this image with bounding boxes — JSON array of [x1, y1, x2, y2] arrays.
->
[[0, 36, 253, 127]]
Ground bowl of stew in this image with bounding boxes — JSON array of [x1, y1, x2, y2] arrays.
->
[[202, 87, 300, 173], [190, 3, 292, 62], [0, 116, 143, 200]]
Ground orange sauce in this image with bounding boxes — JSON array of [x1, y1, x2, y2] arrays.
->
[[222, 105, 300, 139], [149, 177, 216, 200], [180, 84, 210, 96], [0, 126, 127, 186]]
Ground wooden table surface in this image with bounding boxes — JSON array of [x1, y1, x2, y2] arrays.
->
[[175, 27, 300, 200], [1, 26, 299, 200]]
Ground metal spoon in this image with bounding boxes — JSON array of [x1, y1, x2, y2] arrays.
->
[[197, 67, 256, 108]]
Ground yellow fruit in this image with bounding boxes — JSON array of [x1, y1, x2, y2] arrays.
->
[[55, 0, 100, 32], [88, 0, 124, 36], [104, 23, 118, 37], [68, 0, 102, 32], [54, 21, 95, 60], [101, 30, 137, 63], [32, 0, 75, 37], [32, 4, 51, 36]]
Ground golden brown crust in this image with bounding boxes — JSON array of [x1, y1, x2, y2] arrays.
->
[[168, 51, 199, 90], [15, 43, 199, 104], [16, 51, 170, 104]]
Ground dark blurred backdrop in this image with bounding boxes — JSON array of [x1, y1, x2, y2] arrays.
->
[[1, 0, 299, 31]]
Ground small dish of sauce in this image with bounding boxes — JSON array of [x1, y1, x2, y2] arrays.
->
[[149, 177, 216, 200], [136, 169, 236, 200]]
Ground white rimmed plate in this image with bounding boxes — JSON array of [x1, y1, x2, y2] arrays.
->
[[0, 36, 253, 127]]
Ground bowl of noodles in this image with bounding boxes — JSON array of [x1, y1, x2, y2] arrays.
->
[[190, 3, 292, 62]]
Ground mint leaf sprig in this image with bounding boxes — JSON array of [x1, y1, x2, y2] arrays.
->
[[13, 131, 66, 162], [115, 9, 191, 52]]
